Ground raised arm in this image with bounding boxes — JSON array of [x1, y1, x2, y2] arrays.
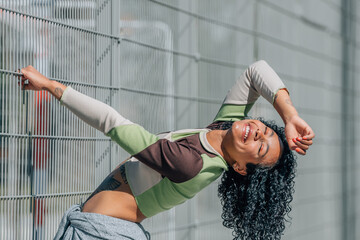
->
[[213, 60, 314, 155], [213, 60, 286, 122]]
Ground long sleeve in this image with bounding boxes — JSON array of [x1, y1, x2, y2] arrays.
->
[[213, 60, 286, 122], [60, 86, 158, 156], [60, 87, 205, 183], [60, 87, 133, 134]]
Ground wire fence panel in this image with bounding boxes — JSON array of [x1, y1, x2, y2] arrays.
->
[[0, 0, 359, 239], [0, 0, 114, 239]]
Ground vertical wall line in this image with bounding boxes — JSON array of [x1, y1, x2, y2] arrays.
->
[[94, 0, 98, 194], [341, 0, 356, 239], [109, 0, 113, 173], [253, 0, 259, 61]]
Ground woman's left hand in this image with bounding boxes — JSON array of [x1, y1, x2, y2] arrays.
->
[[284, 115, 315, 155]]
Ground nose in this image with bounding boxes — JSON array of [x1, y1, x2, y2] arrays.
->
[[254, 129, 264, 141]]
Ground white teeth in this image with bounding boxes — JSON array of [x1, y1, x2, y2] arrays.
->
[[244, 125, 250, 141]]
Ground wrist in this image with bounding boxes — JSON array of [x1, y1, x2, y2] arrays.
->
[[48, 80, 67, 100], [283, 111, 299, 124], [273, 89, 299, 124], [45, 79, 54, 90]]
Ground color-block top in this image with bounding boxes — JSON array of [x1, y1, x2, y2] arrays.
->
[[60, 60, 286, 218]]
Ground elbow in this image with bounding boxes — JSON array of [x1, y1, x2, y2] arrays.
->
[[250, 60, 269, 70], [247, 60, 271, 79]]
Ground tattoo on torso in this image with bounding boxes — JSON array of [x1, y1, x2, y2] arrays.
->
[[120, 164, 128, 184], [85, 174, 121, 201], [84, 164, 128, 204]]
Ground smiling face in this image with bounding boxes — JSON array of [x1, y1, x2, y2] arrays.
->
[[221, 119, 283, 176]]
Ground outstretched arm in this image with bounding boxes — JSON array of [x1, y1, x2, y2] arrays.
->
[[20, 65, 133, 134], [273, 89, 314, 155], [19, 65, 205, 182], [213, 60, 314, 155]]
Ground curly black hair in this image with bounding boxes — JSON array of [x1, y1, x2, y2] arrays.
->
[[207, 119, 297, 240]]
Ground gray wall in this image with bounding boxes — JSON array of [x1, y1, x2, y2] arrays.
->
[[0, 0, 359, 239]]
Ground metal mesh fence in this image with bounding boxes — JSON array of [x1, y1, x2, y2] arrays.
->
[[0, 0, 359, 239]]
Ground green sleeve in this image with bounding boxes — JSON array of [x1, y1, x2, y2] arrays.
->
[[213, 103, 254, 122], [107, 124, 159, 156]]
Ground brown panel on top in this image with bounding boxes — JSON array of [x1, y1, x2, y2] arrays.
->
[[133, 134, 217, 183]]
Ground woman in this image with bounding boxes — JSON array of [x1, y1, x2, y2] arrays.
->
[[19, 60, 314, 239]]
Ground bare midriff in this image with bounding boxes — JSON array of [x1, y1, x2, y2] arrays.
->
[[81, 163, 147, 223]]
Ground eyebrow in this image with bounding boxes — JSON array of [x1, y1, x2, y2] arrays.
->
[[270, 130, 274, 137], [261, 129, 274, 158]]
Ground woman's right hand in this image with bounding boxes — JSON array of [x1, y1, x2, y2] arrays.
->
[[19, 65, 67, 100], [284, 115, 315, 155], [19, 65, 52, 91]]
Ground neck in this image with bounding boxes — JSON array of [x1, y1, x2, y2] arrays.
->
[[206, 130, 226, 158], [206, 130, 236, 167]]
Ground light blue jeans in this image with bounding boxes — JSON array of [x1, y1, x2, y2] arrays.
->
[[54, 204, 150, 240]]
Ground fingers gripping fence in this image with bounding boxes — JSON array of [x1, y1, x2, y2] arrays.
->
[[0, 0, 359, 240]]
